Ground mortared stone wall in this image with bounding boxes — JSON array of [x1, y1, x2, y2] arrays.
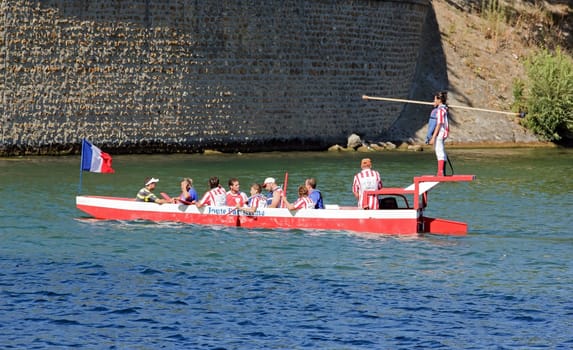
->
[[0, 0, 430, 155]]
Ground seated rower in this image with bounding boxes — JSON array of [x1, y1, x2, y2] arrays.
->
[[239, 183, 268, 213], [282, 185, 315, 210], [305, 177, 325, 209], [262, 177, 285, 208], [136, 177, 174, 204], [179, 178, 198, 204], [226, 178, 249, 207], [196, 176, 227, 208]]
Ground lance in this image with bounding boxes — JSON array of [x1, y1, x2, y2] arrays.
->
[[362, 95, 523, 116]]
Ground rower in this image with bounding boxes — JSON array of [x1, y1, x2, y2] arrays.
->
[[136, 177, 174, 204]]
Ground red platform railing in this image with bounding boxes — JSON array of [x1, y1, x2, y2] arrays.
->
[[363, 175, 476, 210]]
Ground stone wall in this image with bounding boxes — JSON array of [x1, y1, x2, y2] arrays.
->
[[0, 0, 430, 155]]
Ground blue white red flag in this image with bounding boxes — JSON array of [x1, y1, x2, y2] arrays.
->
[[81, 139, 115, 173]]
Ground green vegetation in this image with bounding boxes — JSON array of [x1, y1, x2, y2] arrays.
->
[[479, 0, 570, 54], [513, 49, 573, 142], [477, 0, 572, 142]]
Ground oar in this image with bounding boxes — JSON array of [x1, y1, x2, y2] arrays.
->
[[283, 172, 289, 197], [362, 95, 522, 116]]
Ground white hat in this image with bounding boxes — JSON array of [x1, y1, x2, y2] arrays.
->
[[145, 178, 159, 186], [262, 177, 275, 185]]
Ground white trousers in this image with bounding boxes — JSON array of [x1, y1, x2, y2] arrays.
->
[[434, 131, 447, 161]]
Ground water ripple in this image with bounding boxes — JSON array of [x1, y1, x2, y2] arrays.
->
[[1, 150, 572, 349]]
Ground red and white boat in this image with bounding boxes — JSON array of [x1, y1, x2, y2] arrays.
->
[[76, 175, 475, 236]]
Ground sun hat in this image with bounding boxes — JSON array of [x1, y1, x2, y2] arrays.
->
[[262, 177, 275, 185], [145, 178, 159, 186]]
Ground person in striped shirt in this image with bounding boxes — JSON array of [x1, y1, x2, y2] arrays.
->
[[136, 177, 174, 204], [428, 91, 450, 176], [352, 158, 383, 209], [239, 183, 268, 213], [282, 185, 315, 210], [196, 176, 227, 208]]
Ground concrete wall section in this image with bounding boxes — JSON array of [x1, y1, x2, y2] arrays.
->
[[0, 0, 429, 155]]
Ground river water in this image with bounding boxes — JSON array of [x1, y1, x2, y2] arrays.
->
[[1, 148, 572, 349]]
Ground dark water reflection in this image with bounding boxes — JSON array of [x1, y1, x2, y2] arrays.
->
[[1, 148, 572, 349]]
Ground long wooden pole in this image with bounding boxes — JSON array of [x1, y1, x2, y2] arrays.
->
[[362, 95, 521, 116]]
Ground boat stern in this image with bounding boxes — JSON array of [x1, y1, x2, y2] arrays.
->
[[421, 216, 468, 236]]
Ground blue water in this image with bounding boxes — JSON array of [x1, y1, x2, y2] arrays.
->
[[1, 149, 572, 349]]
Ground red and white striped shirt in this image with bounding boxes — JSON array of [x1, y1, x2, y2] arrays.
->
[[436, 105, 449, 139], [249, 194, 268, 209], [292, 196, 315, 209], [199, 186, 227, 207], [353, 169, 383, 209]]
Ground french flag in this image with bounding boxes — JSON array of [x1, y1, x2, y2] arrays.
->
[[81, 139, 115, 173]]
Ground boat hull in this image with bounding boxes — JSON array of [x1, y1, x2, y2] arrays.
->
[[76, 196, 467, 235]]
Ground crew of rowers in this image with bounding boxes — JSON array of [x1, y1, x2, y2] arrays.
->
[[136, 158, 383, 210], [136, 175, 325, 210]]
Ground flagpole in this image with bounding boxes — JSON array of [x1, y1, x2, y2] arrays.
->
[[78, 138, 84, 194]]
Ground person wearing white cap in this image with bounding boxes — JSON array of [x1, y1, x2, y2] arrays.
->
[[262, 177, 285, 208], [136, 177, 172, 204]]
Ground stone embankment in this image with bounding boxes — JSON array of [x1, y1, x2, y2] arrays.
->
[[0, 0, 432, 156], [326, 133, 550, 156], [1, 0, 556, 157]]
